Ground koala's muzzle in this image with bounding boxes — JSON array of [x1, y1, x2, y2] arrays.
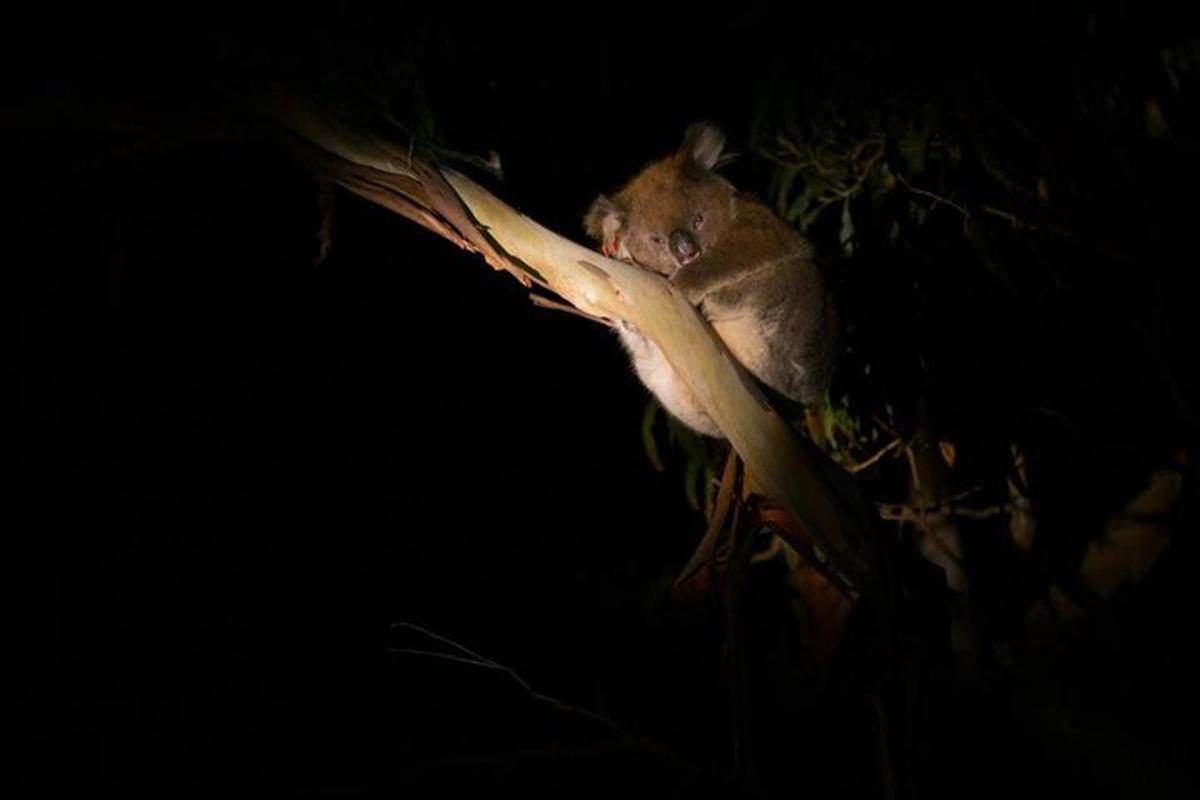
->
[[670, 230, 701, 265]]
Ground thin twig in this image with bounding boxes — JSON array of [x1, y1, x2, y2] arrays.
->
[[674, 449, 741, 593], [850, 437, 904, 474], [897, 175, 968, 215], [879, 479, 986, 524], [387, 648, 523, 684], [877, 495, 1010, 523], [388, 623, 621, 732], [903, 445, 923, 494], [390, 620, 498, 666], [529, 293, 613, 327]]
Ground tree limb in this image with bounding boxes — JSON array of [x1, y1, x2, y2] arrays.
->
[[254, 93, 871, 588]]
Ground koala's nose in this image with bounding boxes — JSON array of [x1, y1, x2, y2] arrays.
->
[[669, 230, 701, 265]]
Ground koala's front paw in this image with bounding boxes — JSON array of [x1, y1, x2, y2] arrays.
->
[[668, 271, 706, 306]]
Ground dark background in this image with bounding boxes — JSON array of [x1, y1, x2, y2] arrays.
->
[[14, 6, 1198, 797]]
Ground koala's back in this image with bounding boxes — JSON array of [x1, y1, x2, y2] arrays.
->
[[688, 198, 836, 406]]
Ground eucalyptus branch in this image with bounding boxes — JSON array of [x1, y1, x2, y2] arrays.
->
[[256, 93, 872, 588]]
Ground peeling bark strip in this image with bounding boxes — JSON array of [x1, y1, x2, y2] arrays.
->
[[258, 94, 870, 589], [256, 92, 530, 285]]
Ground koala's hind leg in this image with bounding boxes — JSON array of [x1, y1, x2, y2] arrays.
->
[[615, 322, 722, 437]]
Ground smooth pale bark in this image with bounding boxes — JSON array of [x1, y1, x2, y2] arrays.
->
[[262, 95, 867, 586]]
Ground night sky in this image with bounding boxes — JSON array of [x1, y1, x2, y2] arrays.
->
[[15, 7, 1198, 797]]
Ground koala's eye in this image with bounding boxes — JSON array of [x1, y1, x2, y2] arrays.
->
[[693, 213, 705, 230], [651, 235, 666, 245]]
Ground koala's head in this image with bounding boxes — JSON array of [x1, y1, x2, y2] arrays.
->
[[584, 123, 737, 277]]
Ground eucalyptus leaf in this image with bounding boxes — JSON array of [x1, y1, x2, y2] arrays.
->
[[786, 184, 815, 224], [839, 200, 856, 256], [641, 400, 666, 472], [775, 166, 798, 217]]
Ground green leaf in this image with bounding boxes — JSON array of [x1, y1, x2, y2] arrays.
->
[[839, 199, 856, 257], [641, 400, 666, 472], [786, 184, 815, 224], [775, 166, 798, 217]]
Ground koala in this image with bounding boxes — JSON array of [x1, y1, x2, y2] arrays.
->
[[584, 123, 836, 437]]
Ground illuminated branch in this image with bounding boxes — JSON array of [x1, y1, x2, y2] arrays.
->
[[256, 93, 871, 589]]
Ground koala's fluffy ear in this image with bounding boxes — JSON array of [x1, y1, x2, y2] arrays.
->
[[681, 123, 727, 171], [583, 194, 625, 244]]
